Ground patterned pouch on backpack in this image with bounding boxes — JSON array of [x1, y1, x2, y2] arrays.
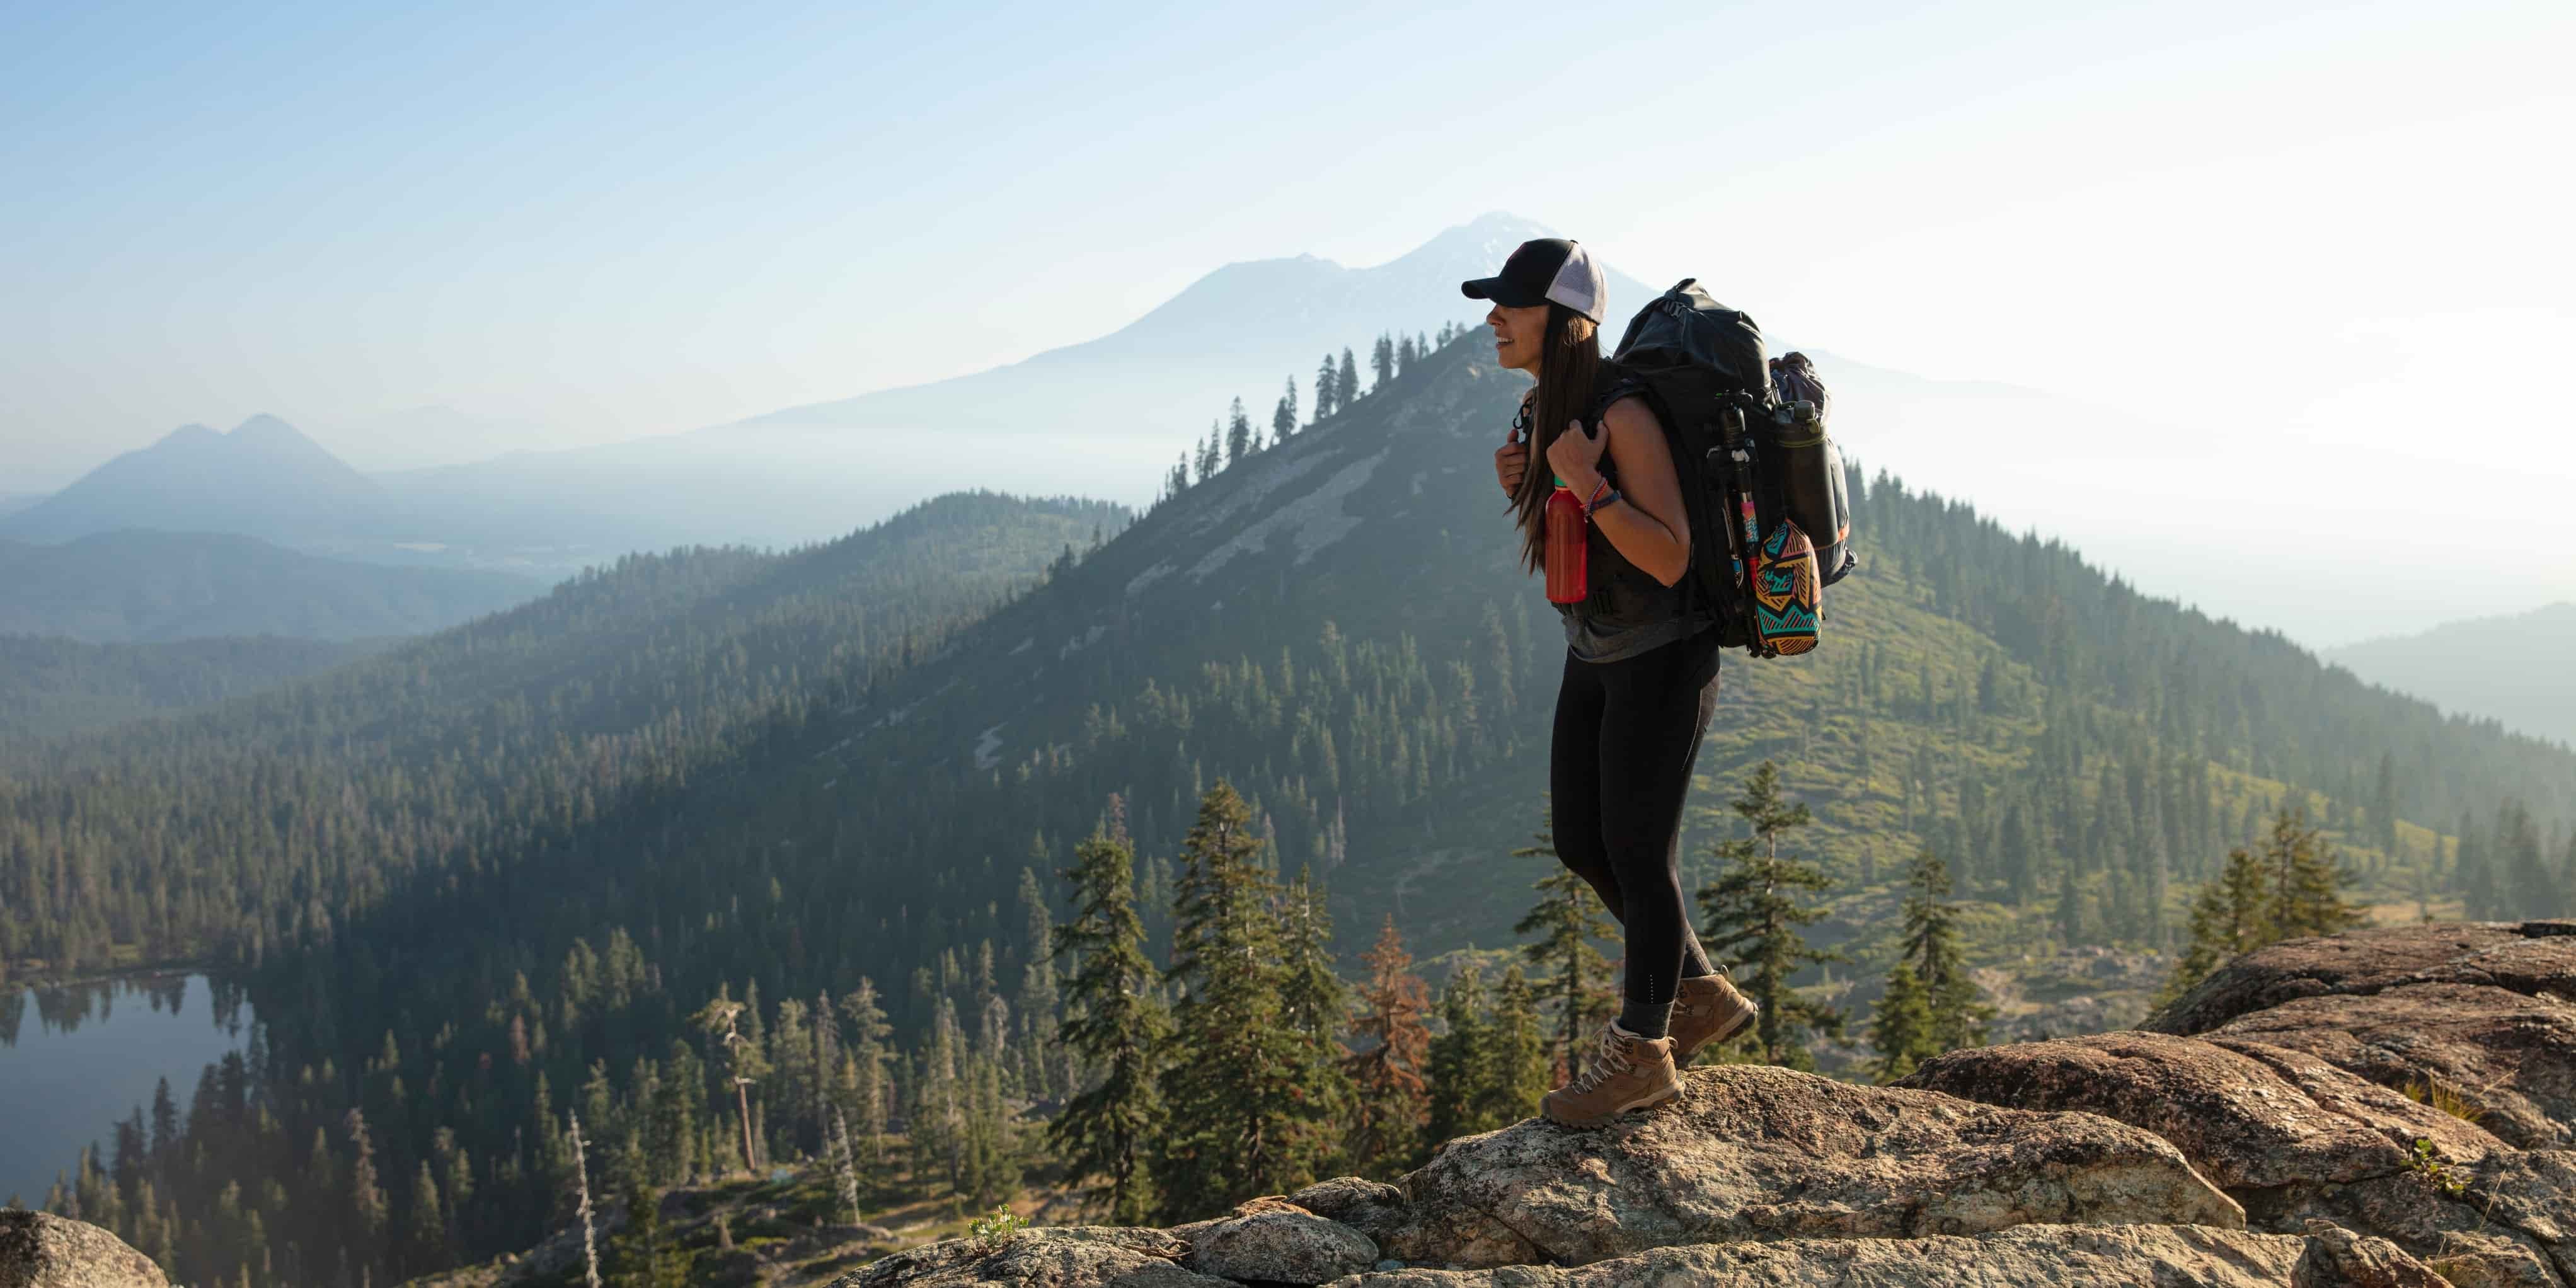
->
[[1748, 519, 1820, 656]]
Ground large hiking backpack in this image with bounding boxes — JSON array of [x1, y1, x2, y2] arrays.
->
[[1602, 279, 1855, 658]]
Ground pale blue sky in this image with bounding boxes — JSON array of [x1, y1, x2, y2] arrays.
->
[[5, 0, 2569, 501]]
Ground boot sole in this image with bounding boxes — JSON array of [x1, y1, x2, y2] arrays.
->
[[1672, 1002, 1761, 1064], [1543, 1080, 1684, 1129]]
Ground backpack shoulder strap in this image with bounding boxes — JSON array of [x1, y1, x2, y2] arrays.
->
[[1590, 363, 1648, 425]]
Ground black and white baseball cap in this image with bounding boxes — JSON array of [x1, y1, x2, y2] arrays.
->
[[1460, 238, 1607, 324]]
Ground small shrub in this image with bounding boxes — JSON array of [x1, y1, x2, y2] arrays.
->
[[968, 1205, 1029, 1255], [2403, 1139, 2469, 1197]]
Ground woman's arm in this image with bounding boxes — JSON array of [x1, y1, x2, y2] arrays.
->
[[1545, 396, 1691, 586]]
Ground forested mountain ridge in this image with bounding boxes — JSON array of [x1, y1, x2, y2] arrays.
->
[[0, 490, 1124, 977], [0, 634, 381, 742], [0, 531, 539, 645]]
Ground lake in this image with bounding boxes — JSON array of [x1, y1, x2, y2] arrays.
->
[[0, 974, 251, 1206]]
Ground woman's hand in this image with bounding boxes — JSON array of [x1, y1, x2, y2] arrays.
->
[[1495, 430, 1528, 497], [1544, 418, 1608, 493]]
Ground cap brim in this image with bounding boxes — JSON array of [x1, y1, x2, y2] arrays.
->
[[1461, 277, 1544, 308]]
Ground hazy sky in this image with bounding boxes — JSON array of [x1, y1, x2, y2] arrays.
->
[[6, 1, 2570, 531]]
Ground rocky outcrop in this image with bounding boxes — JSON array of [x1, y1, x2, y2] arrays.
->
[[0, 1212, 167, 1288], [1334, 1222, 2443, 1287], [841, 1070, 2255, 1286], [1899, 1030, 2509, 1190], [849, 923, 2576, 1287], [2150, 919, 2576, 1037], [1359, 1065, 2240, 1268], [1911, 923, 2576, 1286], [1182, 1205, 1379, 1284], [844, 1226, 1232, 1288], [2203, 984, 2576, 1150]]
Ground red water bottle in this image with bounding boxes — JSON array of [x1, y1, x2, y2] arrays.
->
[[1545, 474, 1588, 604]]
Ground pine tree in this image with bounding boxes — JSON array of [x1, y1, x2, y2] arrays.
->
[[649, 1040, 700, 1187], [1277, 865, 1357, 1158], [2562, 827, 2576, 919], [2054, 861, 2086, 947], [2371, 752, 2401, 853], [769, 998, 815, 1156], [839, 980, 892, 1164], [1696, 762, 1845, 1069], [1372, 334, 1397, 390], [1343, 916, 1430, 1177], [1274, 376, 1298, 444], [1868, 963, 1935, 1081], [1196, 422, 1221, 483], [568, 1112, 602, 1288], [1897, 851, 1992, 1055], [692, 996, 766, 1178], [1485, 965, 1550, 1125], [1337, 348, 1360, 408], [606, 1164, 677, 1288], [1014, 867, 1061, 1100], [2452, 814, 2493, 917], [1396, 333, 1419, 377], [923, 997, 967, 1197], [1513, 807, 1617, 1077], [345, 1108, 386, 1249], [1153, 781, 1335, 1220], [2158, 805, 2369, 1007], [1050, 816, 1170, 1225], [1314, 354, 1338, 423], [1998, 805, 2037, 904], [2261, 808, 2366, 940], [956, 1049, 1018, 1209], [1226, 398, 1253, 466], [2498, 799, 2561, 918], [1423, 967, 1498, 1144], [405, 1159, 444, 1270], [829, 1108, 863, 1227]]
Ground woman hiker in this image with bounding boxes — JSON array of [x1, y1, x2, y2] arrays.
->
[[1470, 237, 1761, 1127]]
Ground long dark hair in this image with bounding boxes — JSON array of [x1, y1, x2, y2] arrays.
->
[[1507, 302, 1602, 573]]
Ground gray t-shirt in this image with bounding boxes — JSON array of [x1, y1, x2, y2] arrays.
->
[[1564, 604, 1718, 664]]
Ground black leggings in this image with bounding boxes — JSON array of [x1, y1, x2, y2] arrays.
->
[[1550, 628, 1723, 1013]]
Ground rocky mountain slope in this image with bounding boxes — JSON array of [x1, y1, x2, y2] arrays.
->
[[848, 921, 2574, 1287]]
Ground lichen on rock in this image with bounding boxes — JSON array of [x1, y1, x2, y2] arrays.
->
[[0, 1211, 168, 1288]]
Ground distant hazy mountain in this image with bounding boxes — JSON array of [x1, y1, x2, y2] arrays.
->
[[371, 214, 1624, 563], [0, 531, 541, 643], [740, 211, 1652, 437], [375, 212, 1924, 563], [0, 492, 41, 519], [0, 415, 386, 546], [2327, 603, 2576, 747]]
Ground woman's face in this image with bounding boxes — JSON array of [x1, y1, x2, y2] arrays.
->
[[1487, 302, 1548, 374]]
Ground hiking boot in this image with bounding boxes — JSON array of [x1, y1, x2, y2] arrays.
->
[[1541, 1021, 1682, 1128], [1669, 969, 1761, 1064]]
